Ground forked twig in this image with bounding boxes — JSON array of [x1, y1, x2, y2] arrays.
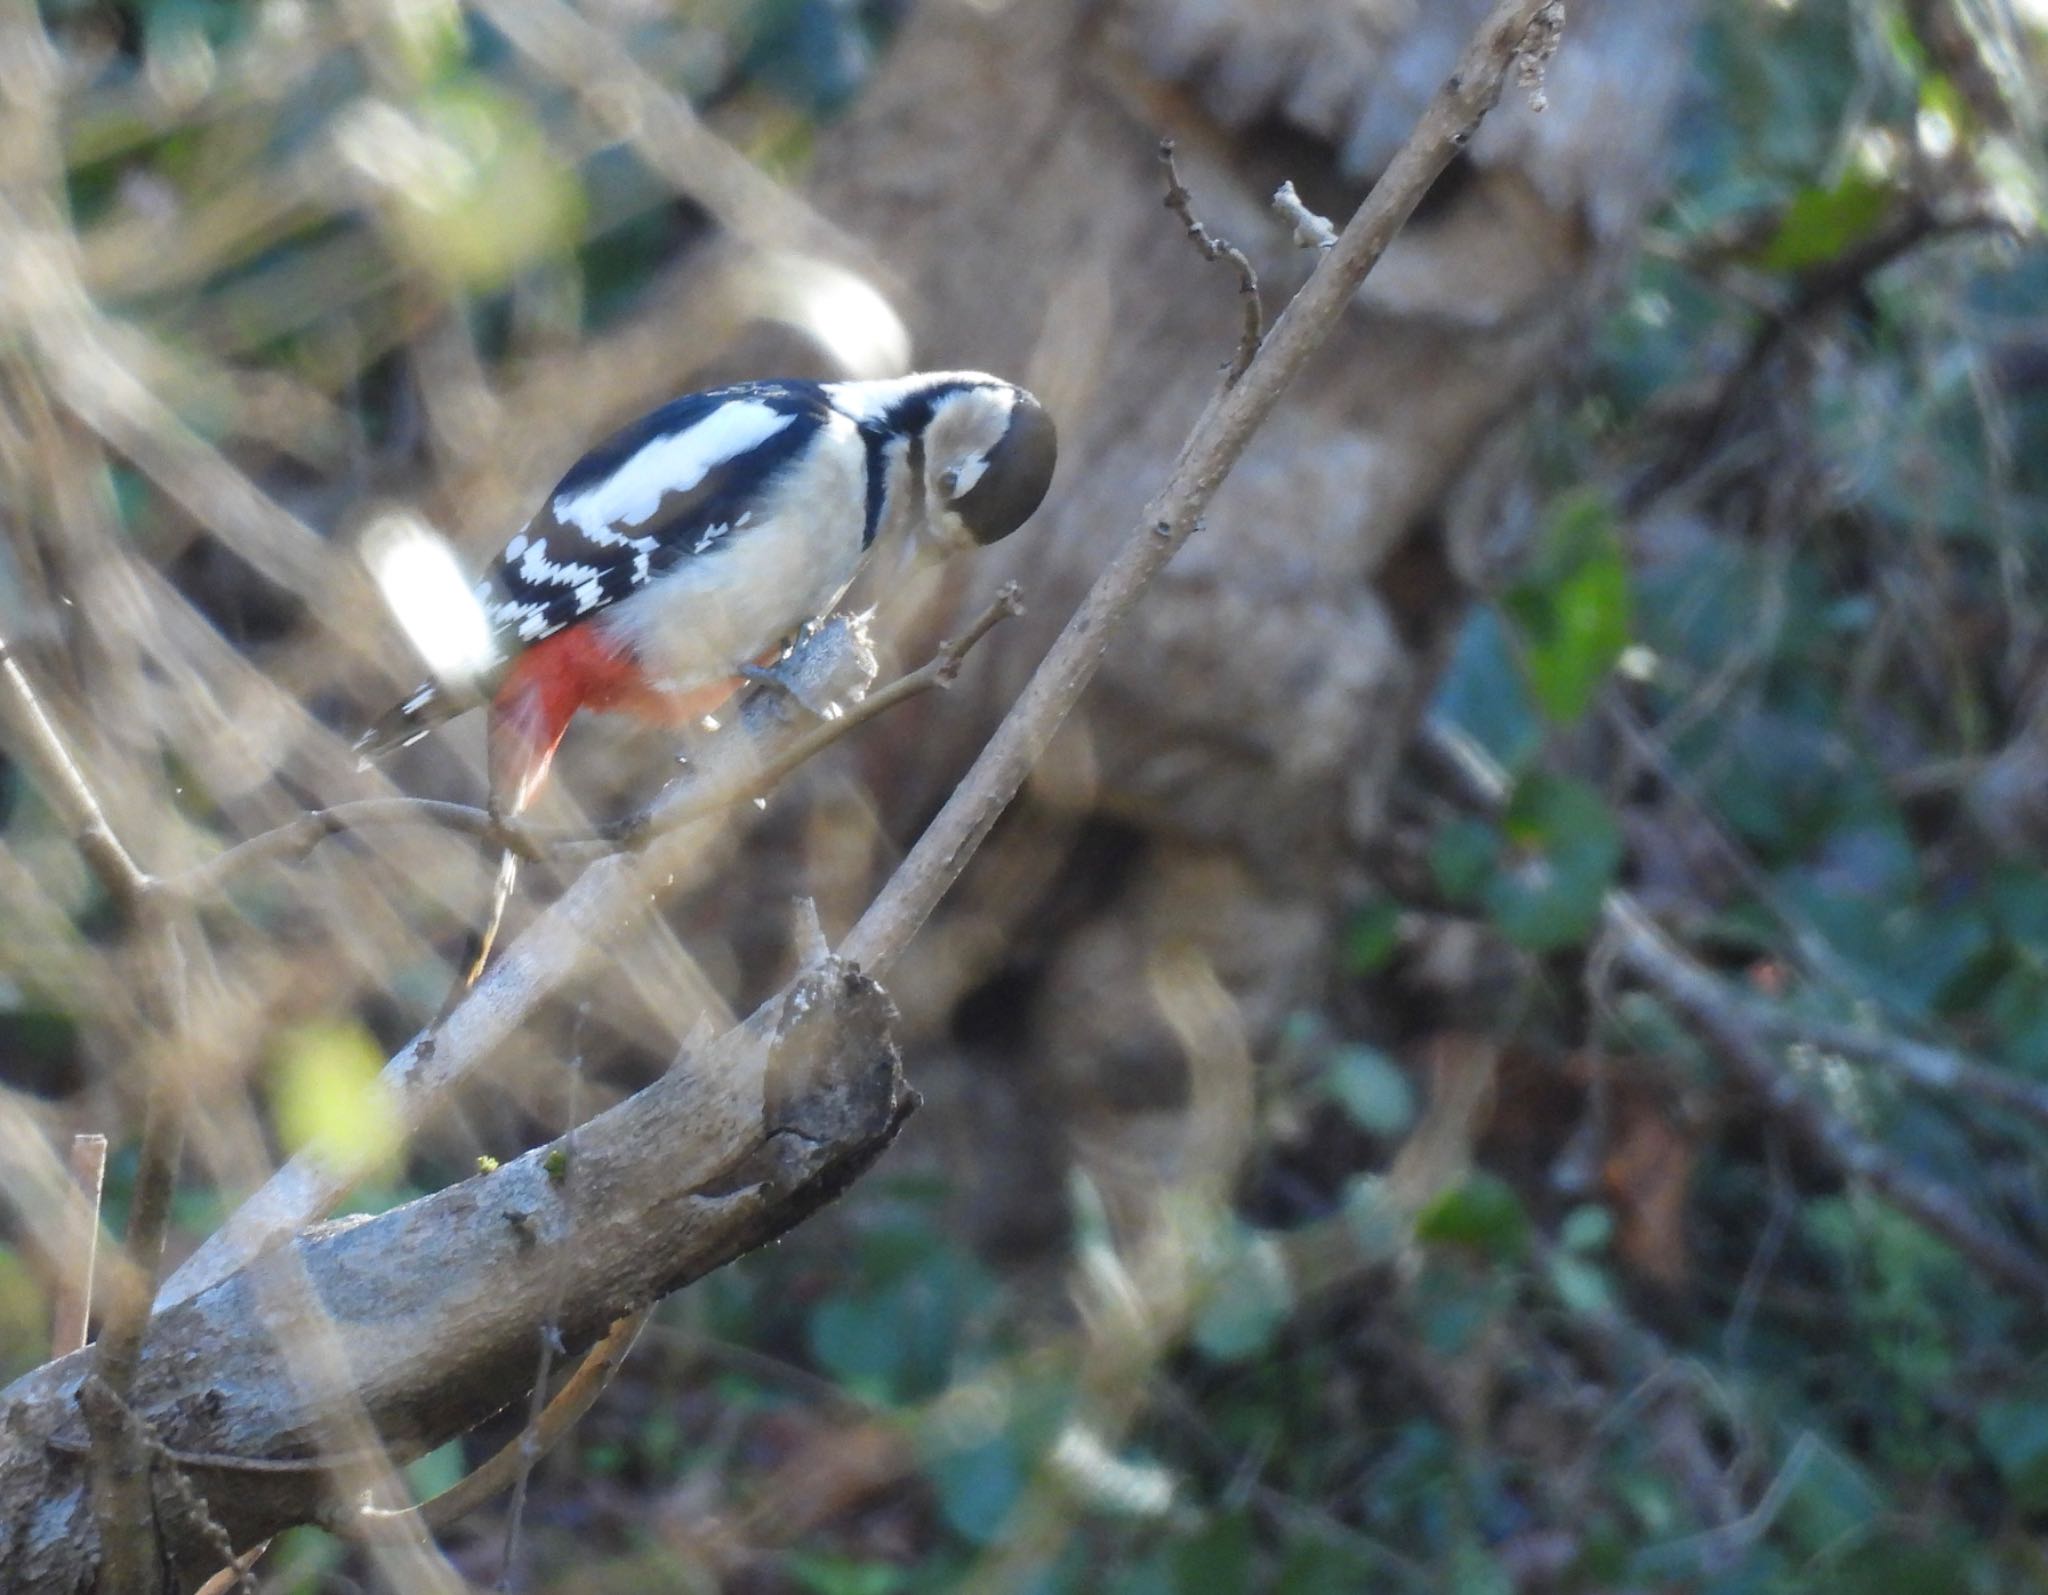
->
[[1159, 139, 1263, 383], [352, 1308, 651, 1539]]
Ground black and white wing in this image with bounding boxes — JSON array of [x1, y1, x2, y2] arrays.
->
[[474, 381, 835, 653]]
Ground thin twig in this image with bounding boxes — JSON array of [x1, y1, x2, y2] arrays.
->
[[1435, 712, 2048, 1131], [192, 1545, 269, 1595], [469, 0, 869, 267], [192, 1547, 270, 1595], [496, 1016, 585, 1590], [46, 1428, 387, 1476], [353, 1309, 651, 1539], [89, 927, 190, 1594], [0, 632, 152, 915], [1159, 139, 1263, 383], [49, 1133, 105, 1358], [1612, 895, 2048, 1303], [0, 632, 192, 1589], [841, 0, 1561, 978], [602, 584, 1025, 851], [1636, 197, 2011, 509], [1513, 0, 1568, 113], [174, 798, 512, 896]]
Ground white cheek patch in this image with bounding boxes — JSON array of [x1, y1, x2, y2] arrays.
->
[[551, 400, 798, 537], [949, 452, 990, 497]]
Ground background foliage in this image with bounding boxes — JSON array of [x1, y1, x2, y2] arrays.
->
[[5, 0, 2048, 1591]]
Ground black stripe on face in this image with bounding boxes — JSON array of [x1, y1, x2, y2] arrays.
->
[[860, 425, 889, 547], [858, 427, 924, 548], [952, 393, 1057, 546]]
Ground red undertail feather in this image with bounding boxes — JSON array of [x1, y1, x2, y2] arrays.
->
[[486, 627, 742, 813]]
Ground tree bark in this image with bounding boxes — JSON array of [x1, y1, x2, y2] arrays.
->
[[0, 964, 909, 1593]]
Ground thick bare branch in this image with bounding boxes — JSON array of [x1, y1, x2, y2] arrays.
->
[[0, 961, 912, 1590], [156, 613, 885, 1304]]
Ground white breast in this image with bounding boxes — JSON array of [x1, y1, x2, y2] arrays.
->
[[594, 410, 872, 693]]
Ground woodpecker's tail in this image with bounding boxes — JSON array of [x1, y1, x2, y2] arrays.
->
[[355, 682, 457, 768]]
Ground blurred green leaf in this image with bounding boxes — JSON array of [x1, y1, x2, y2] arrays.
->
[[269, 1021, 401, 1177], [370, 81, 586, 288], [1484, 774, 1623, 951], [1778, 1438, 1884, 1558], [1503, 491, 1632, 724], [1825, 1533, 1994, 1595], [931, 1434, 1026, 1546], [805, 1215, 996, 1402], [1339, 897, 1402, 974], [1977, 1400, 2048, 1512], [1991, 870, 2048, 951], [1433, 607, 1543, 772], [1760, 171, 1894, 272], [1560, 1204, 1613, 1253], [1447, 1541, 1513, 1595], [1430, 818, 1501, 903], [1415, 1173, 1529, 1263], [789, 1554, 908, 1595], [1323, 1046, 1415, 1137], [1170, 1512, 1254, 1595], [807, 1290, 909, 1399], [404, 1439, 466, 1502], [1273, 1539, 1388, 1595], [1341, 1174, 1407, 1264], [0, 1247, 47, 1379], [1549, 1252, 1616, 1317], [1194, 1226, 1294, 1363]]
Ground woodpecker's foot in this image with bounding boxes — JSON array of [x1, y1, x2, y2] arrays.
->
[[482, 809, 543, 862], [736, 660, 841, 720]]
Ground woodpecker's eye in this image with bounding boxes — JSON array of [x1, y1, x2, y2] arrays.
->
[[951, 393, 1057, 545], [939, 465, 962, 497]]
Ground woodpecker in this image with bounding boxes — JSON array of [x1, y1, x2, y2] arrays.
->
[[360, 372, 1057, 813]]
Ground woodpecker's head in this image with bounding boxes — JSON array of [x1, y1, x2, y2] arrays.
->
[[912, 379, 1058, 553]]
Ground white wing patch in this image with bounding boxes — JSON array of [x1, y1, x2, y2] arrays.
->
[[551, 400, 799, 538], [520, 539, 598, 588]]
